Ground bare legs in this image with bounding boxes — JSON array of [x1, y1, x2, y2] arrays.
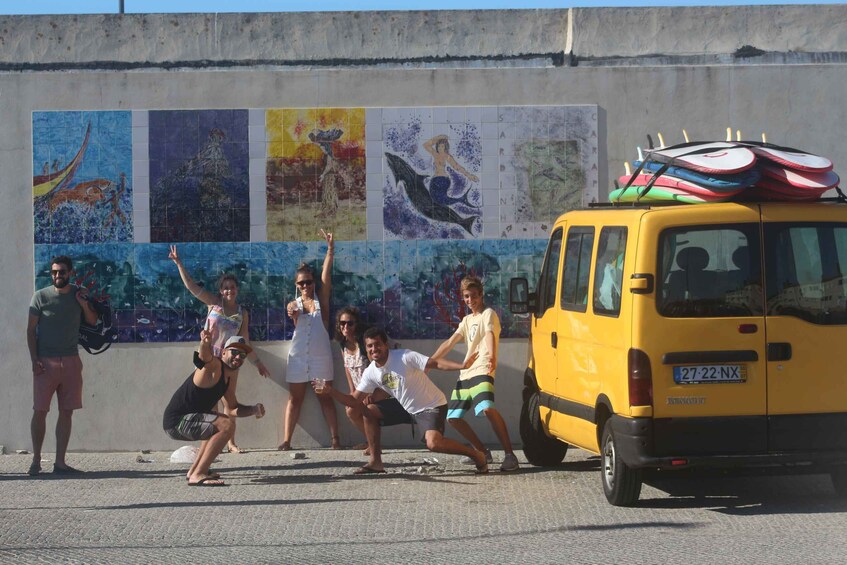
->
[[317, 383, 340, 448], [281, 381, 339, 449], [280, 382, 307, 450], [55, 409, 73, 468], [30, 410, 47, 472], [448, 407, 515, 455], [448, 417, 486, 453], [424, 430, 487, 469], [30, 408, 77, 473], [187, 416, 233, 485], [359, 406, 486, 473]]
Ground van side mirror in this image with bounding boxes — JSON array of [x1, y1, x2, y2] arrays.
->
[[510, 277, 536, 314]]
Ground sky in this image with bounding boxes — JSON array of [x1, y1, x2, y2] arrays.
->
[[0, 0, 841, 15]]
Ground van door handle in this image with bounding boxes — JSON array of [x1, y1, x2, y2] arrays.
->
[[767, 342, 792, 361], [551, 331, 558, 349]]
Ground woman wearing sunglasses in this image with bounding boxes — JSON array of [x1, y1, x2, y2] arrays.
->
[[169, 245, 270, 454], [280, 229, 339, 450]]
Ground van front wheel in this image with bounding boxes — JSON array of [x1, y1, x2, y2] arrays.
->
[[520, 389, 568, 466], [601, 419, 643, 506]]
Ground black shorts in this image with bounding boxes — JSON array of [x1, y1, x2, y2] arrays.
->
[[412, 404, 447, 436], [375, 398, 413, 427]]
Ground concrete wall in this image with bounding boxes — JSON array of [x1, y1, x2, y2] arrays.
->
[[3, 6, 847, 452]]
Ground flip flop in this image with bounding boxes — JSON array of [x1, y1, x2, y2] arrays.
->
[[186, 472, 221, 481], [474, 462, 489, 475], [278, 442, 291, 451], [188, 477, 226, 487], [353, 465, 386, 475], [27, 462, 41, 476], [53, 464, 83, 475]]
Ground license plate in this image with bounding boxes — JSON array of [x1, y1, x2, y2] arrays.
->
[[673, 364, 746, 384]]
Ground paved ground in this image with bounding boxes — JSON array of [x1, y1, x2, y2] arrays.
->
[[1, 447, 846, 564]]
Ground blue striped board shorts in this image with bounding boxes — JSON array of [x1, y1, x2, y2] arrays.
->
[[447, 375, 495, 419]]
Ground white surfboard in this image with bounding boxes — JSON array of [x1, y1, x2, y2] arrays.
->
[[644, 142, 757, 174], [750, 145, 833, 173], [760, 162, 840, 190]]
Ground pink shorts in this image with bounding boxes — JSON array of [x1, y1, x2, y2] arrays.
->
[[33, 355, 83, 412]]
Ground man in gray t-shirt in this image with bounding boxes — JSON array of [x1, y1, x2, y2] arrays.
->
[[26, 256, 97, 476]]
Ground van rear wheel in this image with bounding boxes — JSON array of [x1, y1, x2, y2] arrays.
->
[[520, 388, 568, 466], [601, 419, 642, 506]]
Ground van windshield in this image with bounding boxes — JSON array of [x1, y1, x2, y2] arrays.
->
[[657, 224, 763, 317], [764, 222, 847, 325]]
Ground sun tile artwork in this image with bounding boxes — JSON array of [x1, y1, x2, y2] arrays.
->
[[32, 106, 597, 341]]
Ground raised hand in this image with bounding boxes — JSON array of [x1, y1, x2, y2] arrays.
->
[[320, 228, 334, 247], [75, 286, 89, 306], [168, 245, 181, 264]]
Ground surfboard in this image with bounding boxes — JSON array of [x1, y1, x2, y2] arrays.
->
[[754, 177, 829, 200], [619, 174, 747, 198], [743, 143, 833, 173], [643, 142, 757, 174], [759, 162, 840, 190], [609, 185, 731, 204], [634, 160, 760, 190]]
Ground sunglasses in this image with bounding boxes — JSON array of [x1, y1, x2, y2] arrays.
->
[[227, 349, 247, 359], [50, 269, 68, 276], [296, 280, 314, 287], [339, 320, 355, 327]]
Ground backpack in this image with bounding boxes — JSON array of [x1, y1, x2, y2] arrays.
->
[[79, 297, 118, 355]]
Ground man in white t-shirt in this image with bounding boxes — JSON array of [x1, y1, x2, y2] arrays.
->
[[431, 276, 519, 471], [316, 327, 489, 474]]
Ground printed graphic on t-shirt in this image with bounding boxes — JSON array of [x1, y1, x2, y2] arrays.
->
[[469, 322, 479, 342], [381, 371, 401, 391]]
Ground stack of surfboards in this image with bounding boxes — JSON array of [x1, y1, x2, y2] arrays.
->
[[609, 141, 839, 204]]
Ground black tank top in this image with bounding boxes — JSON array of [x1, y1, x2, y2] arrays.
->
[[163, 353, 230, 430]]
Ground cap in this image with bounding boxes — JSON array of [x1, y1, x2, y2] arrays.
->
[[223, 335, 253, 355]]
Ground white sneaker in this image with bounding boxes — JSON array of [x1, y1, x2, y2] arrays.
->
[[460, 448, 493, 465], [500, 453, 520, 472]]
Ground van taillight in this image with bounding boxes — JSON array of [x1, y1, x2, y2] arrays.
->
[[628, 348, 653, 406]]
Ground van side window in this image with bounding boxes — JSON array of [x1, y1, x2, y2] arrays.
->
[[561, 227, 595, 312], [764, 223, 847, 325], [593, 227, 627, 316], [658, 224, 762, 317], [537, 228, 563, 317]]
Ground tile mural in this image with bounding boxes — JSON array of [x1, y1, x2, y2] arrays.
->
[[266, 108, 367, 242], [149, 110, 250, 243], [33, 111, 133, 244], [32, 106, 597, 341]]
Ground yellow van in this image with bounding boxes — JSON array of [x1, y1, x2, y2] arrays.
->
[[510, 201, 847, 506]]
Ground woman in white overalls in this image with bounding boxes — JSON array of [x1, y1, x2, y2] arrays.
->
[[279, 229, 339, 450]]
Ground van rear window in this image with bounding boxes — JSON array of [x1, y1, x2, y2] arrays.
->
[[658, 224, 763, 318], [764, 223, 847, 325]]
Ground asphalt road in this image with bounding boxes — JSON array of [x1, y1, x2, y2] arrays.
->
[[1, 447, 846, 564]]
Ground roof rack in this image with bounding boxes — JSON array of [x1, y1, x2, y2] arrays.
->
[[590, 196, 847, 209]]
